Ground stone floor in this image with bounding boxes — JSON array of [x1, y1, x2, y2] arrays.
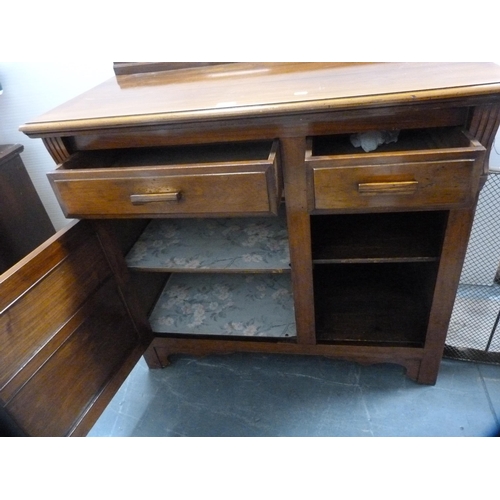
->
[[88, 353, 500, 437]]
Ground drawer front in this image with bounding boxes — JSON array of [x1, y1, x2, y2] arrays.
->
[[48, 141, 281, 218], [50, 167, 277, 218], [311, 159, 482, 211]]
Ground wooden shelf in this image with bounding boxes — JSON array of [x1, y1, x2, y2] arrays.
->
[[126, 210, 290, 273], [128, 208, 294, 339], [311, 211, 447, 264], [149, 273, 296, 339]]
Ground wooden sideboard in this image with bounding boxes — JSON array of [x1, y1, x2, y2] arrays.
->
[[3, 62, 500, 436]]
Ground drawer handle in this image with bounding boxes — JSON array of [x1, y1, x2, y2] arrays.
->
[[130, 192, 182, 204], [358, 181, 418, 196]]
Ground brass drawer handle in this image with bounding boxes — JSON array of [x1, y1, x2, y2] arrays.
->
[[130, 192, 182, 204], [358, 181, 418, 196]]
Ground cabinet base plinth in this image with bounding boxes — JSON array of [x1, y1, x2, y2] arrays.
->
[[144, 336, 435, 384]]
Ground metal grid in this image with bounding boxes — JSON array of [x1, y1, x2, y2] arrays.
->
[[445, 172, 500, 364]]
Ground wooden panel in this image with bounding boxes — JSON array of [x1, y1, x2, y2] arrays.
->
[[71, 104, 469, 152], [0, 222, 110, 392], [0, 144, 54, 273], [5, 280, 139, 436], [147, 336, 423, 382], [0, 220, 150, 436], [281, 137, 316, 345], [418, 208, 478, 384]]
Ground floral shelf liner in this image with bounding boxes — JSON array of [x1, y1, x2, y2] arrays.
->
[[126, 213, 290, 272], [150, 273, 296, 338]]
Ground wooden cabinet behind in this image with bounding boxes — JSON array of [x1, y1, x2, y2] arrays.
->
[[0, 145, 54, 273]]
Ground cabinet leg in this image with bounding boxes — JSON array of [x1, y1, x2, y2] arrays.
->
[[402, 358, 439, 385], [403, 360, 421, 383], [415, 357, 440, 385], [143, 345, 165, 369]]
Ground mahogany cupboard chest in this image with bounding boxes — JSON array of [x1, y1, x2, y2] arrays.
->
[[2, 62, 500, 436]]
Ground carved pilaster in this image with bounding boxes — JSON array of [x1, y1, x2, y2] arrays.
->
[[468, 104, 500, 174], [42, 137, 71, 164]]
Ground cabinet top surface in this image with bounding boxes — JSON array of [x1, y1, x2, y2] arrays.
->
[[21, 62, 500, 137], [0, 144, 23, 163]]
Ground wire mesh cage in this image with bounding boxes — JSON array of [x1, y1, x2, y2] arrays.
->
[[445, 170, 500, 364]]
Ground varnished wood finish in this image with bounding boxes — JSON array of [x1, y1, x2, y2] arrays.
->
[[311, 211, 448, 264], [48, 140, 281, 218], [306, 129, 485, 212], [113, 62, 233, 76], [12, 63, 500, 435], [147, 336, 423, 378], [281, 137, 316, 345], [468, 104, 500, 158], [0, 145, 54, 273], [20, 63, 500, 137], [311, 158, 483, 211], [0, 221, 151, 436], [70, 104, 471, 153], [42, 137, 71, 164], [468, 104, 500, 177], [418, 208, 479, 384]]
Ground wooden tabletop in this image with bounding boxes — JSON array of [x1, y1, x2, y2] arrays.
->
[[20, 62, 500, 137]]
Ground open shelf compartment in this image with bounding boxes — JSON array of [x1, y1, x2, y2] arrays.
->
[[314, 262, 438, 346], [126, 209, 290, 273], [311, 211, 448, 263]]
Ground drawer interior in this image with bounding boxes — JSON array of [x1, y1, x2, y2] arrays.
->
[[61, 140, 276, 170], [308, 127, 479, 158]]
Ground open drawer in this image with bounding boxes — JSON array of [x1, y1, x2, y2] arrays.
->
[[306, 127, 486, 212], [48, 140, 281, 218]]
